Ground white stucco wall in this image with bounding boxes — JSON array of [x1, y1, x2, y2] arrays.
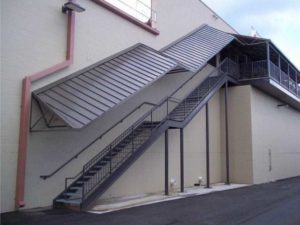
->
[[1, 0, 236, 212], [251, 87, 300, 184]]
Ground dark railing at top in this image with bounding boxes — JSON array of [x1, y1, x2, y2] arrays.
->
[[239, 60, 300, 98], [41, 58, 234, 180], [220, 58, 240, 80]]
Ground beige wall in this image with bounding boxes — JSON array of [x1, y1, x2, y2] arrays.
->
[[220, 86, 254, 184], [1, 0, 236, 212], [251, 87, 300, 184], [222, 85, 300, 185]]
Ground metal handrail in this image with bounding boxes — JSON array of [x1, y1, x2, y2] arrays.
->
[[40, 101, 157, 179]]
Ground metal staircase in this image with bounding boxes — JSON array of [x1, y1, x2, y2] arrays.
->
[[53, 59, 237, 210]]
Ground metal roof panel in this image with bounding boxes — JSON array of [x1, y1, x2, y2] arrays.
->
[[33, 44, 178, 129], [162, 25, 235, 72]]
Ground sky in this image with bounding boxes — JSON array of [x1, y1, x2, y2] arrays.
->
[[202, 0, 300, 69]]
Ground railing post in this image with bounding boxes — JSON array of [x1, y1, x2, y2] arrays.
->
[[184, 100, 186, 119], [64, 178, 68, 192], [109, 145, 112, 174], [132, 126, 134, 153], [278, 55, 282, 83], [166, 98, 169, 120], [82, 167, 85, 201], [266, 41, 271, 78], [150, 110, 153, 133]]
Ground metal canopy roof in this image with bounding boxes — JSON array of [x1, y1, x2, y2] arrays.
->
[[33, 44, 178, 129], [161, 24, 235, 72]]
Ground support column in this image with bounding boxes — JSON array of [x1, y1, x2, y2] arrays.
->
[[205, 103, 211, 188], [180, 128, 184, 192], [216, 53, 221, 66], [165, 129, 169, 195], [225, 81, 230, 185]]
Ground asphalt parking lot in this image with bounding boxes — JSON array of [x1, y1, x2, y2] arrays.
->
[[2, 176, 300, 225]]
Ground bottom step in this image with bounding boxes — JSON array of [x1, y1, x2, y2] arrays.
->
[[55, 198, 81, 205]]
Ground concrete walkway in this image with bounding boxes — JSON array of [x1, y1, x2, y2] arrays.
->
[[2, 176, 300, 225], [90, 183, 248, 213]]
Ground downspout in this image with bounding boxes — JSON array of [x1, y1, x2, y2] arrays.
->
[[15, 2, 75, 209]]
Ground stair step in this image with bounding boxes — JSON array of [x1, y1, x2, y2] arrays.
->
[[63, 192, 82, 197], [55, 198, 81, 205], [94, 165, 103, 169], [69, 186, 82, 191]]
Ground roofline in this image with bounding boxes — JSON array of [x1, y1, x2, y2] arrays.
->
[[198, 0, 239, 34], [33, 43, 182, 94], [159, 24, 208, 52], [232, 33, 269, 42], [33, 43, 143, 94]]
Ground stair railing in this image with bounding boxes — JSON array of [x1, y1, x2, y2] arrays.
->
[[79, 59, 236, 200], [40, 101, 157, 180], [79, 95, 181, 200], [168, 59, 232, 122], [59, 58, 237, 203]]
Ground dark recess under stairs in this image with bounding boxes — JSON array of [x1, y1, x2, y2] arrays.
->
[[54, 60, 237, 210]]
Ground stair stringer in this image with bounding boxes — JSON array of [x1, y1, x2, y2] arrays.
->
[[81, 75, 230, 209]]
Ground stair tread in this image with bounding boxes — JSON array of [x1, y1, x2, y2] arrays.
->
[[55, 198, 81, 205]]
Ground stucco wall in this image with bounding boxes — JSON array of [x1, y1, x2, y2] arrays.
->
[[251, 87, 300, 184], [1, 0, 236, 212], [220, 86, 254, 184]]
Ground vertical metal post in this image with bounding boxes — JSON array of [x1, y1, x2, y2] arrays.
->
[[216, 53, 220, 67], [184, 100, 186, 119], [109, 145, 112, 174], [278, 54, 281, 83], [166, 98, 169, 116], [296, 74, 299, 96], [225, 81, 230, 185], [180, 128, 184, 192], [132, 126, 134, 153], [288, 65, 290, 90], [266, 42, 271, 78], [205, 103, 210, 189], [165, 129, 169, 195], [150, 110, 153, 133], [82, 167, 85, 201]]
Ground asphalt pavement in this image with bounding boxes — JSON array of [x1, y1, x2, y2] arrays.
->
[[2, 176, 300, 225]]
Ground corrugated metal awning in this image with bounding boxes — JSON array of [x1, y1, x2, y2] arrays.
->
[[33, 44, 178, 129], [161, 24, 235, 72]]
